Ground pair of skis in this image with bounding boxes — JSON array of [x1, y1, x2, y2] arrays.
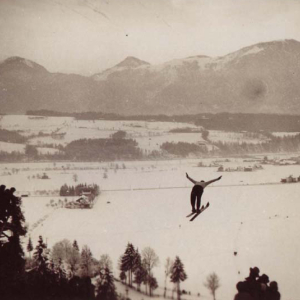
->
[[186, 202, 210, 221]]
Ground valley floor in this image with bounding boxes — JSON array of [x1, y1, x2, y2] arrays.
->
[[1, 158, 299, 300]]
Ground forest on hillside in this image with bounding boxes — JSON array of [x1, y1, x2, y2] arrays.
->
[[26, 110, 300, 133]]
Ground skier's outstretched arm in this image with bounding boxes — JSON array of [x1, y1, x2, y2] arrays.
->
[[205, 176, 222, 186], [186, 173, 197, 184]]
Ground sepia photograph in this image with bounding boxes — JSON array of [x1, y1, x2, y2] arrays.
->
[[1, 0, 300, 299]]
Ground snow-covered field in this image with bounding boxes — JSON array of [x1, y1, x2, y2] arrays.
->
[[0, 115, 272, 153], [1, 159, 300, 300]]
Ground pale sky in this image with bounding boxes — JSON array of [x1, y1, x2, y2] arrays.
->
[[0, 0, 300, 75]]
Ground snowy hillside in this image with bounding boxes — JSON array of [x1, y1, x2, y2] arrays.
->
[[1, 159, 298, 300]]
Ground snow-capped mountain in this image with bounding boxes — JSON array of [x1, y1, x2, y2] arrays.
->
[[1, 39, 300, 115]]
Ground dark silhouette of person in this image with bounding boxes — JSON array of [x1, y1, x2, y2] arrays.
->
[[244, 267, 261, 300], [234, 281, 253, 300], [257, 274, 269, 300], [0, 185, 8, 221], [186, 173, 222, 213], [267, 281, 280, 300]]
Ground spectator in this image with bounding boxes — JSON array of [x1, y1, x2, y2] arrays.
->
[[257, 274, 269, 300], [234, 281, 253, 300], [267, 281, 280, 300], [244, 267, 261, 300]]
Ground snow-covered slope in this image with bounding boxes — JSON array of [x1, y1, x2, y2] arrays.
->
[[13, 161, 300, 300]]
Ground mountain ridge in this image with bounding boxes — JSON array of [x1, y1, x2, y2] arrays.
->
[[1, 39, 300, 115]]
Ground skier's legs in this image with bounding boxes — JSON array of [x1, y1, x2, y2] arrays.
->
[[196, 190, 204, 210], [190, 192, 196, 211]]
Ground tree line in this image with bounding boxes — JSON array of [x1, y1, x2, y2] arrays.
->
[[159, 133, 300, 157], [0, 131, 144, 162], [161, 141, 208, 157], [211, 134, 300, 155], [26, 110, 300, 133], [0, 128, 27, 143], [1, 184, 223, 300], [59, 183, 100, 197]]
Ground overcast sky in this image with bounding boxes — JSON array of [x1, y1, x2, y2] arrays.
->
[[1, 0, 300, 75]]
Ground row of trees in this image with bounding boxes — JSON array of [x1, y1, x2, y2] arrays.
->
[[64, 137, 143, 161], [1, 184, 221, 300], [119, 243, 161, 296], [118, 242, 221, 300], [0, 128, 27, 143], [160, 133, 300, 157], [118, 243, 193, 300], [161, 141, 208, 157], [59, 183, 100, 197], [0, 184, 117, 300], [212, 133, 300, 155], [26, 110, 300, 133]]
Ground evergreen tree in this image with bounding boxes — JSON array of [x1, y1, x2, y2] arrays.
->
[[27, 237, 33, 259], [57, 257, 67, 280], [67, 246, 81, 277], [170, 256, 187, 300], [120, 271, 127, 283], [81, 245, 93, 277], [96, 267, 118, 300], [149, 275, 158, 294], [0, 187, 27, 299], [73, 239, 80, 252], [133, 249, 146, 291], [120, 243, 137, 286], [64, 240, 81, 276], [33, 235, 49, 275]]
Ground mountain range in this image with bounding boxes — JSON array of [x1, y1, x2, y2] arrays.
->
[[1, 39, 300, 115]]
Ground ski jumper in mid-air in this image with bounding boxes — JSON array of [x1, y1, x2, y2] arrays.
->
[[186, 173, 222, 213]]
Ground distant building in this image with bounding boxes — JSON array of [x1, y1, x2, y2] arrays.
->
[[244, 167, 253, 172], [218, 166, 224, 172]]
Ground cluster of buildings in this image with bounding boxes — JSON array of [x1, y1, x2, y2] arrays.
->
[[281, 175, 300, 183], [217, 164, 263, 172], [65, 191, 95, 209]]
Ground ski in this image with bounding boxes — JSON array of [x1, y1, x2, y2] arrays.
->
[[190, 203, 210, 221], [186, 211, 197, 218]]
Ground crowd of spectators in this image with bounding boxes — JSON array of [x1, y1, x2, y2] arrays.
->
[[235, 267, 280, 300]]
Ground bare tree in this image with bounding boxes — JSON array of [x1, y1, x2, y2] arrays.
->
[[98, 254, 113, 273], [142, 247, 159, 296], [51, 239, 73, 263], [204, 273, 220, 300], [164, 257, 173, 298]]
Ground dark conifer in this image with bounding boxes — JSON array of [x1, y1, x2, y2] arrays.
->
[[170, 256, 187, 300], [73, 239, 80, 252], [96, 267, 118, 300], [0, 187, 27, 299], [27, 237, 33, 258], [120, 243, 136, 286]]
